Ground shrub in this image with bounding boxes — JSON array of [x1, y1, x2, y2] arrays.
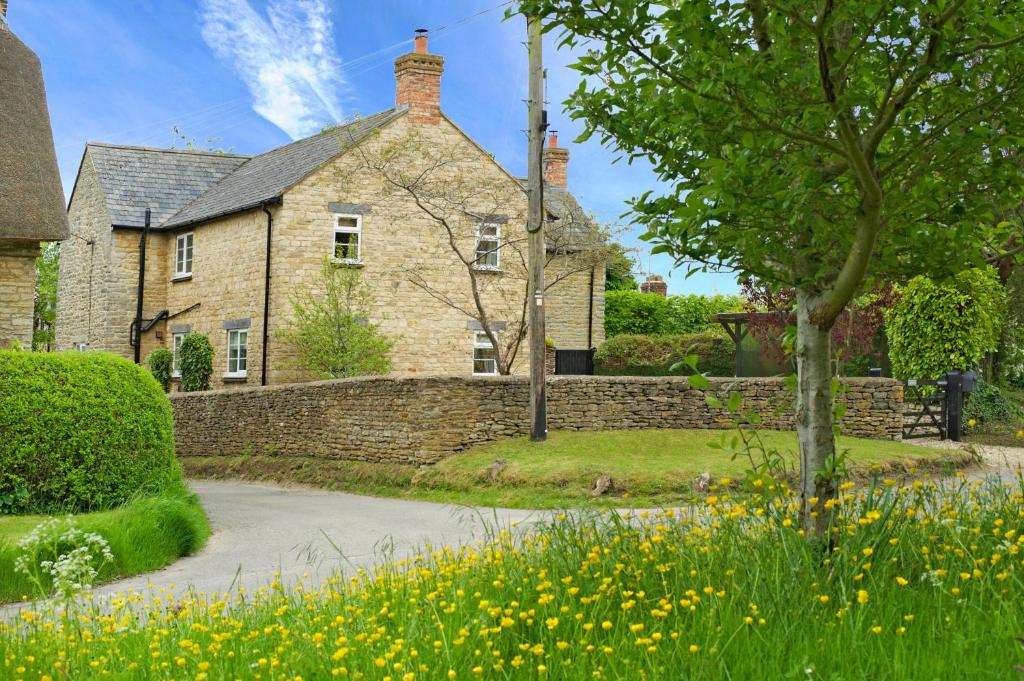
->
[[604, 290, 742, 337], [146, 347, 173, 392], [0, 351, 181, 512], [997, 266, 1024, 387], [886, 266, 1006, 380], [594, 328, 734, 376], [963, 382, 1023, 431], [179, 334, 213, 392]]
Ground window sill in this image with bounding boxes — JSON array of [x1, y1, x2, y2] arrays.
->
[[331, 259, 364, 268], [222, 374, 248, 383], [473, 266, 502, 274], [171, 274, 193, 283], [171, 374, 181, 381]]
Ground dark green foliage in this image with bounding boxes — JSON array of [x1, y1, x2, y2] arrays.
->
[[0, 351, 181, 513], [997, 267, 1024, 388], [179, 334, 213, 392], [146, 348, 173, 392], [964, 382, 1023, 431], [32, 242, 58, 351], [604, 291, 742, 337], [604, 242, 638, 291], [594, 329, 734, 377], [886, 267, 1007, 380]]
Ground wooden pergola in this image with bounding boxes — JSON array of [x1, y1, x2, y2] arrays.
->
[[713, 312, 749, 377]]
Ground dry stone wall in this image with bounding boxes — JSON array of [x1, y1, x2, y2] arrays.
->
[[170, 375, 903, 465]]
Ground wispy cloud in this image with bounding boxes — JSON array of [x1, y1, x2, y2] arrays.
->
[[198, 0, 345, 139]]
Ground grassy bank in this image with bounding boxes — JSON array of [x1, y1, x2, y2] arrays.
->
[[0, 488, 210, 603], [181, 429, 969, 508], [3, 475, 1022, 679]]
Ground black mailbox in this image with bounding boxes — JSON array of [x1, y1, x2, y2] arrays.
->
[[868, 368, 883, 378], [961, 370, 978, 393]]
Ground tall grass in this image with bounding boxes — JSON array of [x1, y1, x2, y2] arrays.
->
[[2, 472, 1022, 679], [0, 487, 209, 603]]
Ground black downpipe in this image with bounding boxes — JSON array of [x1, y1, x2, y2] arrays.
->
[[587, 265, 595, 349], [133, 208, 150, 364], [261, 203, 273, 386]]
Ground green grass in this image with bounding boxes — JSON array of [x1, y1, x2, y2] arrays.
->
[[3, 475, 1022, 679], [0, 487, 210, 604], [181, 429, 969, 509]]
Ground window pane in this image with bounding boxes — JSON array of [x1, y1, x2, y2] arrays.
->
[[334, 231, 359, 260], [476, 239, 499, 267], [337, 217, 358, 229]]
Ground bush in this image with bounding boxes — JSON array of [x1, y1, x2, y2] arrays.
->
[[604, 290, 742, 337], [179, 334, 213, 392], [594, 328, 734, 376], [146, 347, 173, 392], [964, 382, 1023, 431], [886, 267, 1006, 379], [0, 351, 181, 513]]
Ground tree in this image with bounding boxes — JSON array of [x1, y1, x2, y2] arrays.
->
[[342, 127, 612, 375], [605, 241, 638, 290], [521, 0, 1024, 536], [279, 260, 396, 379], [32, 242, 59, 351]]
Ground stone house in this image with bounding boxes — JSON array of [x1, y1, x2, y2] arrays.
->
[[56, 33, 605, 387], [0, 7, 69, 347]]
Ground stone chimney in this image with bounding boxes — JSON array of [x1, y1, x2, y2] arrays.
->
[[395, 29, 444, 125], [1, 1, 8, 29], [640, 275, 668, 297], [543, 131, 569, 187]]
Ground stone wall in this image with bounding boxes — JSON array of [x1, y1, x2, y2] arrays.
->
[[170, 375, 904, 465], [0, 240, 40, 348]]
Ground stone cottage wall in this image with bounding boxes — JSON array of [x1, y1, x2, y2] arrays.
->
[[170, 375, 903, 465], [0, 240, 40, 348]]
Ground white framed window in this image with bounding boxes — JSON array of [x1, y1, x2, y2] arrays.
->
[[332, 214, 361, 263], [474, 222, 501, 270], [472, 331, 498, 375], [175, 232, 194, 278], [171, 332, 186, 378], [226, 329, 248, 378]]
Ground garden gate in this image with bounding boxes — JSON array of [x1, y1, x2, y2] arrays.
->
[[901, 371, 975, 442], [555, 348, 595, 375]]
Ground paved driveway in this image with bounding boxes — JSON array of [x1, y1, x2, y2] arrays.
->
[[96, 481, 538, 601]]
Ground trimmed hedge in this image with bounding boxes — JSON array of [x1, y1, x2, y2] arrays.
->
[[604, 291, 743, 337], [594, 329, 734, 376], [0, 351, 181, 513]]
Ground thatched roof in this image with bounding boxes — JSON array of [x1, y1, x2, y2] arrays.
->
[[0, 25, 69, 241]]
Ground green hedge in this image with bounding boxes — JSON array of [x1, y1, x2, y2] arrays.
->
[[604, 291, 743, 337], [0, 351, 181, 513], [594, 329, 734, 376]]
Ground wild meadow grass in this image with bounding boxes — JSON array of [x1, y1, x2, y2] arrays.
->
[[2, 472, 1023, 679], [0, 486, 209, 604]]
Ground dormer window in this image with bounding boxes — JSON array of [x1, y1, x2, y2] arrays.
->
[[175, 232, 193, 278], [332, 214, 361, 264], [474, 222, 500, 270]]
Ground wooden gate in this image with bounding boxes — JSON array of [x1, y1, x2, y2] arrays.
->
[[902, 379, 948, 440], [555, 348, 595, 375]]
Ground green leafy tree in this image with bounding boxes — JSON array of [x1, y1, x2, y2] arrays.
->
[[179, 334, 213, 392], [280, 260, 396, 379], [32, 242, 59, 351], [886, 267, 1007, 381], [605, 290, 741, 336], [146, 347, 174, 392], [520, 0, 1024, 536], [605, 242, 638, 291]]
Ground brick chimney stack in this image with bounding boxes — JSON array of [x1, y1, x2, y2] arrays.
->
[[543, 131, 569, 187], [395, 29, 444, 125], [640, 275, 668, 297]]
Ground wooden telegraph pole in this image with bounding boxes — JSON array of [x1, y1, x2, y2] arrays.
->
[[526, 16, 547, 441]]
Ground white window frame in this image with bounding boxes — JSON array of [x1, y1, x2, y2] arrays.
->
[[174, 232, 194, 278], [226, 329, 248, 378], [331, 213, 362, 264], [171, 332, 186, 378], [474, 222, 501, 271], [472, 331, 498, 376]]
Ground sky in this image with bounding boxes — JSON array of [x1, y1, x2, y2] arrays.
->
[[10, 0, 738, 296]]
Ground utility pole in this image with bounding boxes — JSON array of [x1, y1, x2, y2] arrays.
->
[[526, 16, 547, 441]]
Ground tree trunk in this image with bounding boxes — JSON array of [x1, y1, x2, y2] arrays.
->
[[795, 290, 838, 540]]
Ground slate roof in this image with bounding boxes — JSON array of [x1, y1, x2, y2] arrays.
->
[[0, 26, 69, 240], [163, 107, 404, 228], [85, 144, 251, 228], [517, 177, 597, 250]]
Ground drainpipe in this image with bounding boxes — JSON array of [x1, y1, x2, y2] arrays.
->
[[133, 208, 150, 364], [261, 203, 273, 386], [587, 265, 595, 348]]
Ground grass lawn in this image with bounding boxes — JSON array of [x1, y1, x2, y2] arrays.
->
[[182, 428, 970, 509], [0, 487, 210, 604]]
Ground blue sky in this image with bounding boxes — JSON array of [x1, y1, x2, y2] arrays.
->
[[11, 0, 738, 295]]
